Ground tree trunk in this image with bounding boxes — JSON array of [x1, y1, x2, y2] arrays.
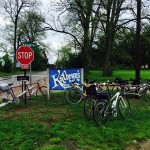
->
[[13, 25, 17, 71], [135, 0, 141, 84], [103, 23, 114, 77], [82, 27, 91, 73], [82, 45, 91, 73]]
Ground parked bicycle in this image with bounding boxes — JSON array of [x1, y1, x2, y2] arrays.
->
[[83, 82, 111, 119], [93, 90, 130, 126], [121, 82, 150, 100], [0, 78, 47, 110], [23, 78, 47, 99], [66, 80, 102, 104]]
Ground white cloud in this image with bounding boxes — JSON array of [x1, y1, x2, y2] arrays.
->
[[43, 31, 67, 64]]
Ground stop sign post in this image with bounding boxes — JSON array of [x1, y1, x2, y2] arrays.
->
[[16, 45, 34, 104]]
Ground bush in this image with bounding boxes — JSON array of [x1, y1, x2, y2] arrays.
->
[[2, 54, 13, 73]]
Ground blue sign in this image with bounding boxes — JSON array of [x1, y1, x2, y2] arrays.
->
[[49, 68, 83, 90]]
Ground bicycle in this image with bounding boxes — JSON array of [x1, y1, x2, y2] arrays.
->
[[0, 83, 24, 110], [22, 78, 47, 99], [0, 78, 47, 110], [83, 82, 111, 119], [93, 90, 130, 126], [66, 80, 102, 104], [121, 82, 150, 101]]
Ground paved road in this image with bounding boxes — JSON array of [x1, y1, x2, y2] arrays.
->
[[0, 71, 47, 86]]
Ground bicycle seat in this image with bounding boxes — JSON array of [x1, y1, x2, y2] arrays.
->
[[96, 92, 110, 99], [0, 83, 10, 91], [8, 83, 13, 86]]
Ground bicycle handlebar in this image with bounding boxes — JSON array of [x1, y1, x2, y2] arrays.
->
[[38, 78, 45, 85], [19, 80, 29, 85], [18, 78, 45, 85]]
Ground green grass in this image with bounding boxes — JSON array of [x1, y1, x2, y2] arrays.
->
[[0, 70, 26, 77], [85, 69, 150, 82], [1, 93, 150, 150]]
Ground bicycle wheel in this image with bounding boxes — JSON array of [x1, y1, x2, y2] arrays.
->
[[66, 88, 82, 104], [118, 95, 130, 119], [93, 100, 111, 126], [83, 97, 96, 119], [144, 87, 150, 101], [0, 91, 14, 111], [36, 86, 48, 100]]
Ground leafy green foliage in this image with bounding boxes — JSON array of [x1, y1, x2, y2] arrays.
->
[[0, 54, 13, 73], [56, 46, 83, 68], [18, 10, 46, 43], [30, 44, 47, 71], [57, 26, 150, 70]]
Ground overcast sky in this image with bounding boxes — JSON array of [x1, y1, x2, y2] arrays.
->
[[0, 0, 66, 64]]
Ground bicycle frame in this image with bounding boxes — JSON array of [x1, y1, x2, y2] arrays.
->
[[0, 85, 19, 108], [111, 92, 120, 108], [21, 79, 46, 98], [109, 91, 126, 117], [138, 84, 150, 94], [124, 83, 149, 96], [69, 82, 87, 97], [0, 79, 46, 108], [74, 84, 87, 97], [71, 82, 108, 98]]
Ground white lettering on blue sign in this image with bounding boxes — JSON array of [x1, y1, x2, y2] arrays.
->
[[51, 70, 81, 89]]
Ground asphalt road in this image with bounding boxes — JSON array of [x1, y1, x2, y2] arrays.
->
[[0, 71, 47, 86]]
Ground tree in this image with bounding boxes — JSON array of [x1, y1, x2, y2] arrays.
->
[[3, 0, 38, 70], [141, 25, 150, 68], [42, 0, 138, 74], [2, 54, 13, 73], [30, 43, 47, 71], [97, 0, 134, 76], [55, 46, 80, 68], [17, 10, 46, 45], [95, 0, 150, 76], [112, 29, 135, 68], [135, 0, 141, 84], [17, 10, 47, 70], [42, 0, 101, 72]]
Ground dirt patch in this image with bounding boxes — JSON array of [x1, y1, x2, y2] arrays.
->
[[11, 105, 36, 114], [126, 139, 150, 150], [61, 140, 78, 150]]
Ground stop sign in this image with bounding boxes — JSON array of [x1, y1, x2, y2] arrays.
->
[[16, 46, 34, 65]]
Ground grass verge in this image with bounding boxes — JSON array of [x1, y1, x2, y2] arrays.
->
[[1, 92, 150, 149], [85, 69, 150, 82]]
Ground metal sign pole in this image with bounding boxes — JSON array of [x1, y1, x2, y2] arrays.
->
[[24, 69, 27, 104], [30, 63, 32, 86], [47, 68, 50, 99]]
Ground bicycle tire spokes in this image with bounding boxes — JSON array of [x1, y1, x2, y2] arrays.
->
[[0, 92, 14, 110], [66, 88, 82, 104], [36, 86, 48, 101], [118, 96, 130, 119], [93, 101, 111, 126], [144, 87, 150, 101], [84, 97, 96, 119], [92, 90, 131, 126]]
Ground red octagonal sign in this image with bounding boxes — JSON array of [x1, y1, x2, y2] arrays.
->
[[16, 46, 34, 65]]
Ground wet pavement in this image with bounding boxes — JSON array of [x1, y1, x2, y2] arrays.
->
[[0, 71, 47, 86]]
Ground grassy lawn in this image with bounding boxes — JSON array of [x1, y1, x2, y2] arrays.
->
[[0, 70, 25, 77], [1, 93, 150, 150], [85, 69, 150, 82]]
